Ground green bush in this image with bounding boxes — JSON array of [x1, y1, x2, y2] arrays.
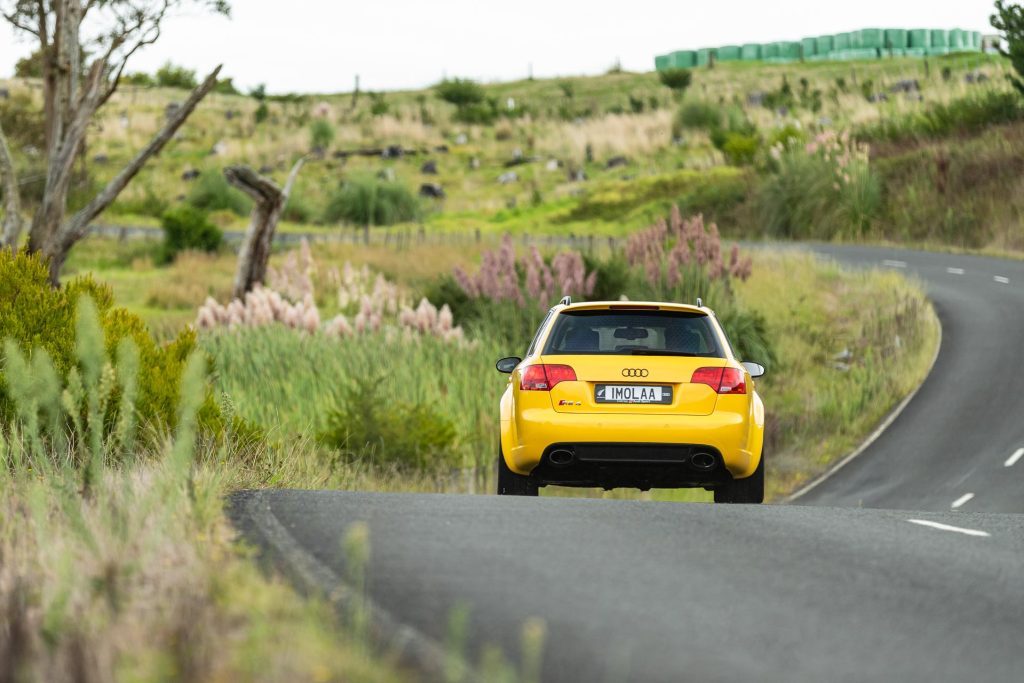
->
[[718, 308, 777, 369], [309, 119, 335, 150], [187, 170, 252, 216], [155, 62, 198, 90], [320, 371, 456, 470], [0, 251, 212, 436], [282, 192, 315, 223], [0, 89, 45, 149], [159, 205, 223, 264], [435, 78, 486, 108], [674, 101, 722, 134], [721, 131, 761, 166], [756, 132, 880, 239], [323, 176, 420, 226], [658, 68, 693, 93]]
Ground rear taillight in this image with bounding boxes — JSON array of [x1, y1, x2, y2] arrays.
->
[[520, 364, 577, 391], [691, 367, 746, 395]]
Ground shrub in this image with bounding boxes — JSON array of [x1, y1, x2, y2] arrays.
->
[[721, 131, 760, 166], [658, 68, 693, 93], [155, 61, 198, 90], [674, 100, 722, 134], [718, 308, 776, 369], [282, 192, 315, 223], [0, 89, 45, 149], [159, 205, 223, 264], [435, 78, 486, 108], [323, 176, 420, 226], [757, 130, 880, 239], [0, 250, 211, 436], [320, 371, 456, 470], [187, 169, 252, 216], [309, 119, 335, 150], [122, 71, 155, 87]]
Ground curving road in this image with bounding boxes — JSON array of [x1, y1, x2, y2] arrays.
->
[[232, 246, 1024, 682]]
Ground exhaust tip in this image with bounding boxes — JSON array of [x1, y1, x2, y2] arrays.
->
[[549, 448, 575, 466], [691, 452, 717, 471]]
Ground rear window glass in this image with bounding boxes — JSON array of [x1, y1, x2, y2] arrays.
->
[[543, 309, 724, 357]]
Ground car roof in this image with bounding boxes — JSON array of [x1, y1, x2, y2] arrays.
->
[[556, 301, 710, 315]]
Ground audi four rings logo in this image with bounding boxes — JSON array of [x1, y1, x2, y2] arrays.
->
[[622, 368, 649, 378]]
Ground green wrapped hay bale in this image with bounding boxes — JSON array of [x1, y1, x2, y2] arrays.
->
[[905, 47, 928, 58], [762, 42, 781, 59], [927, 46, 950, 56], [741, 43, 762, 60], [949, 29, 965, 50], [859, 28, 885, 50], [718, 45, 742, 62], [670, 50, 696, 68], [696, 48, 712, 66], [834, 32, 851, 50], [909, 29, 929, 48], [655, 54, 670, 71], [779, 41, 802, 60], [816, 35, 834, 54], [971, 31, 983, 50], [884, 29, 908, 51], [801, 37, 817, 58], [931, 29, 949, 48]]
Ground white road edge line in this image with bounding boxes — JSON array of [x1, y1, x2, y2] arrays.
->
[[907, 519, 991, 538], [951, 492, 974, 509], [786, 315, 943, 503], [882, 259, 907, 268], [1005, 448, 1024, 468], [946, 267, 965, 275], [994, 275, 1010, 284]]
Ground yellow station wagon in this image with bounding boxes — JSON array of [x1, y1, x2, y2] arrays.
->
[[496, 298, 766, 503]]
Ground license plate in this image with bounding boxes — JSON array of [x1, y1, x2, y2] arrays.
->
[[595, 384, 673, 404]]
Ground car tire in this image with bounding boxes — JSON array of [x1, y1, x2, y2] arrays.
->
[[714, 451, 764, 504], [496, 451, 539, 496]]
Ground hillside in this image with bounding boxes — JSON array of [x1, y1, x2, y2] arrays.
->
[[1, 50, 1020, 249]]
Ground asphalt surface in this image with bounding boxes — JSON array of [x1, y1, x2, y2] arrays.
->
[[798, 245, 1024, 513], [232, 246, 1024, 681]]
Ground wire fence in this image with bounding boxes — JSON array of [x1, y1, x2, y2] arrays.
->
[[88, 223, 626, 253]]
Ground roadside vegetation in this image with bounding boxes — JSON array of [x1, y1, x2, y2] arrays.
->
[[3, 4, 998, 676]]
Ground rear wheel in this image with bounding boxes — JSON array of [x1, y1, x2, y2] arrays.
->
[[496, 452, 538, 496], [714, 452, 764, 504]]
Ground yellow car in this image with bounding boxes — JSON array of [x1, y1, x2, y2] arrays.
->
[[495, 299, 766, 503]]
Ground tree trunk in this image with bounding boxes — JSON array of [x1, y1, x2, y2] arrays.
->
[[0, 120, 22, 250], [227, 158, 306, 300], [38, 66, 222, 284]]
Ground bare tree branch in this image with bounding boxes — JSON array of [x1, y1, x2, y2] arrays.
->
[[59, 65, 222, 252], [0, 121, 23, 250], [227, 156, 307, 299]]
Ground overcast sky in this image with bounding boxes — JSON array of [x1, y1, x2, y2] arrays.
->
[[0, 0, 999, 94]]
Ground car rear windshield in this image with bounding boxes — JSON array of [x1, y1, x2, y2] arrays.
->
[[543, 309, 724, 357]]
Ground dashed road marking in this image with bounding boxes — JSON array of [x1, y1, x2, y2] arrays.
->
[[951, 493, 975, 509], [882, 259, 907, 268], [994, 275, 1010, 284], [1005, 448, 1024, 468], [907, 519, 990, 538], [946, 267, 965, 275]]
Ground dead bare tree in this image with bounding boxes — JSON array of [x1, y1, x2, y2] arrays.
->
[[226, 158, 306, 299], [0, 0, 230, 282], [0, 121, 21, 250]]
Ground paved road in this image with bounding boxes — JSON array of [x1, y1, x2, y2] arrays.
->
[[232, 246, 1024, 681], [797, 246, 1024, 513]]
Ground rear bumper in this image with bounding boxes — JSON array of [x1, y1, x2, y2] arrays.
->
[[529, 443, 734, 490], [502, 407, 759, 481]]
